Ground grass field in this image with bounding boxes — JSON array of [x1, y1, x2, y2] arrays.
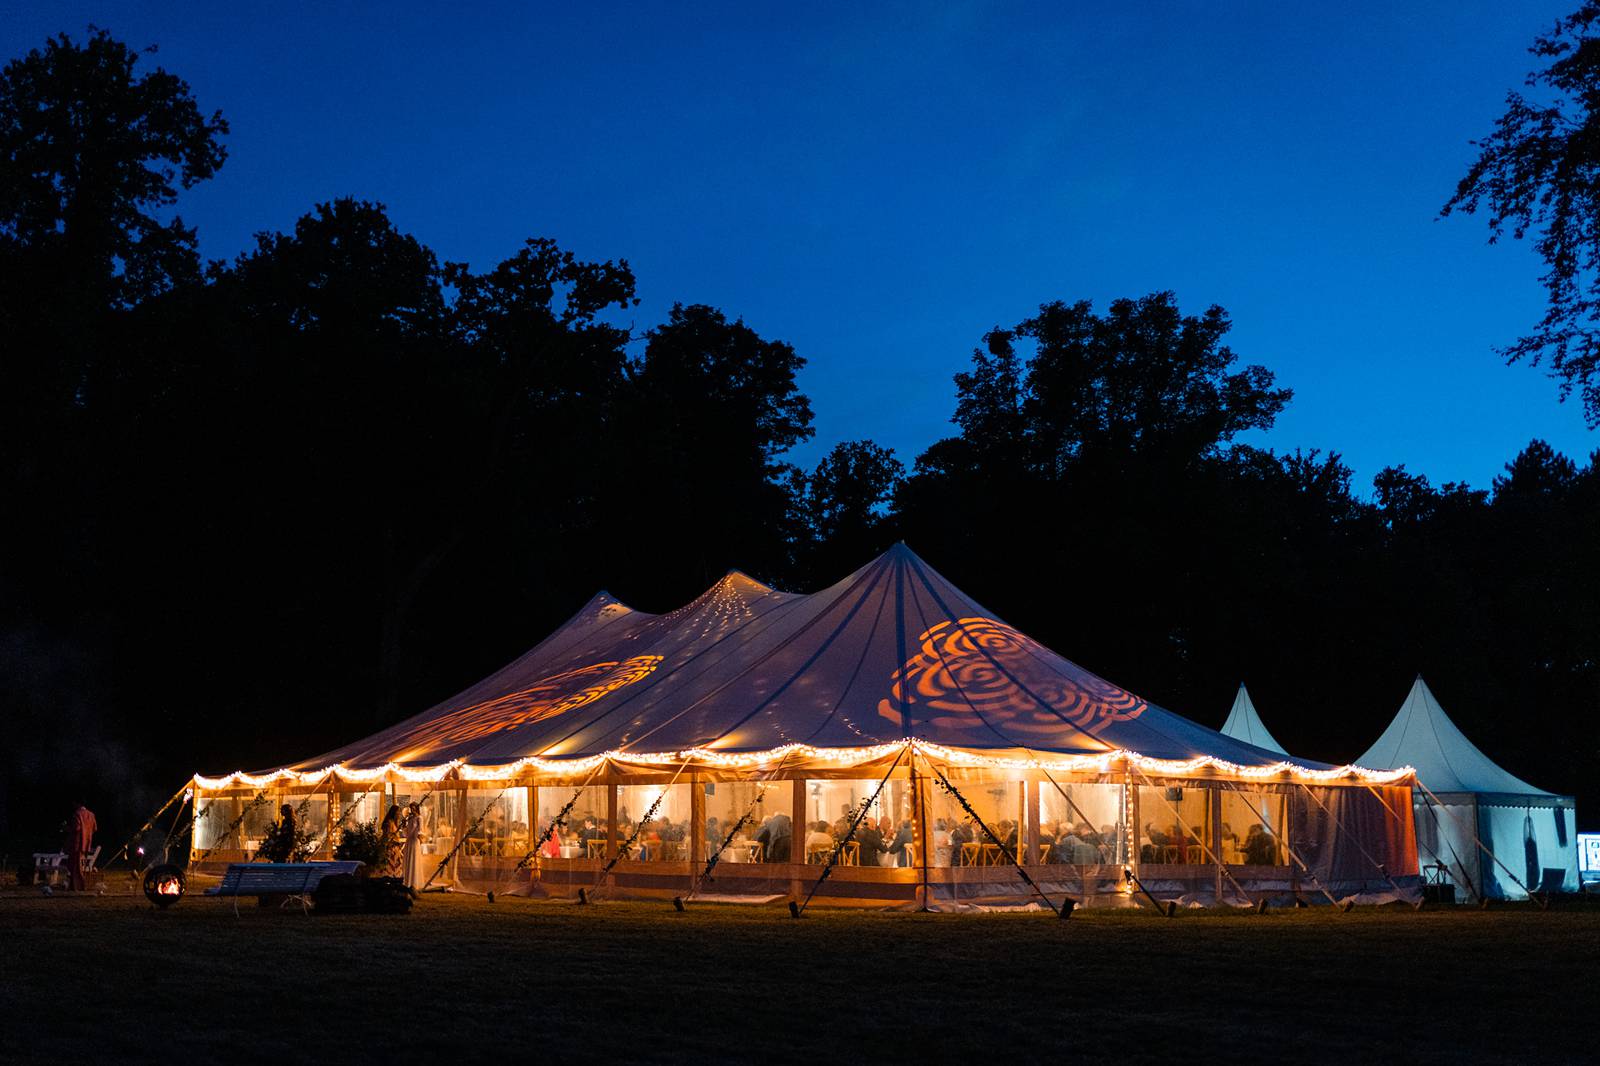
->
[[2, 888, 1594, 1065]]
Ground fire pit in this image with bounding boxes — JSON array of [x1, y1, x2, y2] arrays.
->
[[143, 863, 186, 908]]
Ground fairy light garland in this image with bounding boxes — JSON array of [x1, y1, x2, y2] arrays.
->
[[191, 739, 1414, 793]]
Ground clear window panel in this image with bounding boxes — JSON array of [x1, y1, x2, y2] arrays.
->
[[331, 787, 388, 845], [536, 784, 610, 859], [1220, 790, 1287, 865], [616, 783, 692, 861], [392, 788, 463, 866], [192, 792, 235, 855], [1138, 785, 1212, 864], [1038, 782, 1126, 865], [281, 792, 330, 857], [704, 780, 794, 864], [238, 793, 278, 858], [806, 778, 917, 867], [929, 776, 1025, 868], [458, 787, 530, 871]]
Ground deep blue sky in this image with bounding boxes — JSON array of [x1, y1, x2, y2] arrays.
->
[[7, 1, 1595, 488]]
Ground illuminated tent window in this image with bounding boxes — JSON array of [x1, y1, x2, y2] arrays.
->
[[801, 778, 917, 867], [617, 784, 692, 861], [1138, 785, 1212, 865], [536, 785, 610, 859], [1038, 782, 1125, 865], [929, 775, 1024, 868], [459, 787, 530, 870], [1220, 790, 1287, 866], [705, 781, 792, 865], [392, 789, 463, 870], [332, 788, 387, 845]]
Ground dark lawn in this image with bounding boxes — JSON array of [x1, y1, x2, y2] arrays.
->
[[2, 889, 1593, 1065]]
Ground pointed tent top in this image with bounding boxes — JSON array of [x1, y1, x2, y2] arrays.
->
[[719, 568, 782, 596], [1218, 684, 1289, 755], [1356, 676, 1554, 796]]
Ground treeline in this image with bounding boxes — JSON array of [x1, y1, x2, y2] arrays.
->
[[2, 32, 1595, 854]]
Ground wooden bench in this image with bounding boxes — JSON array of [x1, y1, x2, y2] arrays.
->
[[204, 861, 364, 914]]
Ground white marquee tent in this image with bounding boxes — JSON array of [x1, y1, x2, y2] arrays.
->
[[1219, 684, 1289, 756], [1357, 676, 1577, 900]]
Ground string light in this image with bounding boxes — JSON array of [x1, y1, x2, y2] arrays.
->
[[192, 739, 1413, 791]]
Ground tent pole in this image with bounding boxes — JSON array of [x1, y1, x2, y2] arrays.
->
[[912, 749, 932, 910], [1212, 786, 1225, 905]]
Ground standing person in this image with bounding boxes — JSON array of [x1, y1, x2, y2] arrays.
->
[[65, 803, 96, 891], [402, 803, 427, 889], [379, 805, 404, 877]]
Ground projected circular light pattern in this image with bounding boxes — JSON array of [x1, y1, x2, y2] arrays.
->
[[877, 617, 1146, 740]]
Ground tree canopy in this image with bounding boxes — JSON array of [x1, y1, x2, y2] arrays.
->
[[1445, 2, 1600, 424]]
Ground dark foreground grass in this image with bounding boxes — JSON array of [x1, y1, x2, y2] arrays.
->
[[2, 890, 1594, 1065]]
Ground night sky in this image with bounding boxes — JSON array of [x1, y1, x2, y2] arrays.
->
[[7, 1, 1592, 485]]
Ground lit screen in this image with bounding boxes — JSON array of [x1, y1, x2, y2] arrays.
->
[[1579, 833, 1600, 878]]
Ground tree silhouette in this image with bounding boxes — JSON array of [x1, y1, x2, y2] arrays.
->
[[1444, 2, 1600, 424]]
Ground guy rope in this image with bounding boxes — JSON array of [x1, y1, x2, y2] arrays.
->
[[791, 743, 908, 918], [100, 781, 189, 871], [925, 755, 1068, 918]]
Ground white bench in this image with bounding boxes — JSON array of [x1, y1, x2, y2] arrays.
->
[[33, 846, 100, 887], [204, 861, 363, 914]]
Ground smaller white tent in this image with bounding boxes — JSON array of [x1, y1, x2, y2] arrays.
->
[[1219, 684, 1289, 755], [1357, 677, 1577, 900]]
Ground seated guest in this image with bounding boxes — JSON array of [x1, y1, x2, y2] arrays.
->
[[1142, 822, 1170, 863], [577, 816, 602, 846], [757, 811, 793, 863], [888, 819, 914, 867], [948, 819, 974, 866], [932, 818, 954, 864], [1053, 827, 1086, 864], [856, 820, 888, 867], [805, 821, 833, 857], [705, 816, 722, 846], [1244, 824, 1278, 865]]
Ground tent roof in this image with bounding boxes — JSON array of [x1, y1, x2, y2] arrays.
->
[[1218, 684, 1289, 755], [1355, 676, 1555, 797], [270, 544, 1336, 774]]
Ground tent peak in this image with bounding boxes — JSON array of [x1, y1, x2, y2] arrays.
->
[[1218, 684, 1288, 756], [1357, 677, 1555, 796]]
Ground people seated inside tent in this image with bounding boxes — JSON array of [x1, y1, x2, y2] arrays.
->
[[857, 819, 888, 866], [804, 820, 833, 854], [887, 818, 914, 866], [756, 811, 792, 863], [948, 819, 973, 866], [1141, 823, 1170, 863], [1037, 820, 1057, 860], [1098, 825, 1118, 862], [1243, 824, 1280, 865]]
